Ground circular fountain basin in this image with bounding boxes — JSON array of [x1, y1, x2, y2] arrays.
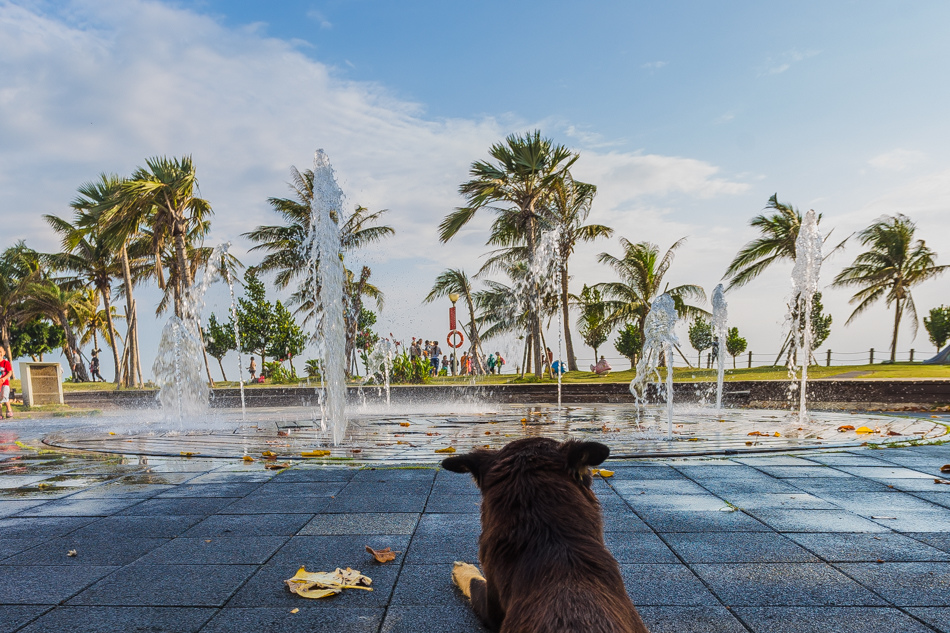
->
[[41, 404, 948, 463]]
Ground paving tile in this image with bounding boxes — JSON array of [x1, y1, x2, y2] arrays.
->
[[692, 563, 886, 606], [753, 466, 853, 479], [734, 456, 819, 466], [874, 478, 950, 492], [733, 606, 934, 632], [271, 468, 359, 482], [664, 532, 817, 563], [300, 513, 419, 535], [675, 465, 776, 480], [247, 481, 348, 497], [200, 606, 383, 633], [227, 561, 399, 608], [183, 513, 314, 537], [390, 564, 472, 606], [325, 494, 428, 513], [0, 500, 43, 518], [217, 493, 331, 514], [698, 479, 804, 494], [115, 472, 199, 485], [745, 509, 890, 533], [185, 472, 274, 484], [800, 453, 893, 467], [67, 484, 176, 499], [0, 516, 97, 539], [785, 477, 896, 494], [604, 532, 679, 563], [406, 531, 479, 564], [352, 468, 435, 482], [11, 498, 145, 517], [68, 564, 258, 606], [905, 607, 950, 633], [71, 515, 205, 538], [0, 538, 39, 561], [156, 482, 263, 497], [620, 564, 719, 606], [723, 493, 838, 510], [381, 604, 488, 633], [620, 494, 734, 512], [836, 466, 935, 479], [0, 564, 119, 604], [912, 492, 950, 509], [4, 535, 168, 566], [268, 534, 411, 569], [15, 606, 216, 633], [415, 513, 482, 536], [611, 479, 710, 496], [340, 481, 434, 496], [116, 497, 234, 516], [423, 494, 481, 513], [867, 509, 950, 532], [787, 532, 950, 562], [135, 535, 288, 565], [609, 466, 688, 480], [0, 475, 50, 489], [0, 605, 50, 633], [836, 562, 950, 606], [603, 509, 653, 532], [905, 532, 950, 554], [643, 509, 771, 533], [816, 491, 944, 516], [636, 605, 748, 633]]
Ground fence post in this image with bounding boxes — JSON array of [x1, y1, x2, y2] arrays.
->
[[747, 351, 752, 368], [826, 349, 831, 366], [910, 349, 914, 362], [869, 348, 874, 365]]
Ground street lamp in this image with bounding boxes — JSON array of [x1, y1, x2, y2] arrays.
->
[[448, 293, 460, 375]]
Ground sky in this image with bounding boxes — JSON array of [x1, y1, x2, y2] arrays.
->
[[2, 0, 950, 378]]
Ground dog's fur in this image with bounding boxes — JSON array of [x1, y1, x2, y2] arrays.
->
[[442, 437, 649, 633]]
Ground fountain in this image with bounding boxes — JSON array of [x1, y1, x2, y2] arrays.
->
[[788, 209, 822, 424], [629, 293, 680, 439], [711, 284, 728, 413], [361, 338, 395, 408], [306, 150, 348, 445], [219, 243, 247, 420]]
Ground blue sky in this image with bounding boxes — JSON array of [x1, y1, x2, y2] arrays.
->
[[2, 0, 950, 377]]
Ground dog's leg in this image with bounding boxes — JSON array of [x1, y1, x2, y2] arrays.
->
[[452, 561, 484, 600]]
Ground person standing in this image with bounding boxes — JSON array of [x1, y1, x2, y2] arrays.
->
[[248, 356, 257, 381], [0, 348, 13, 419], [487, 353, 496, 375], [89, 349, 105, 382], [495, 352, 505, 374], [430, 341, 442, 375]]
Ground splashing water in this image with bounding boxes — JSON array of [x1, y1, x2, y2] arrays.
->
[[630, 294, 680, 439], [711, 284, 728, 414], [361, 338, 395, 408], [788, 209, 822, 425], [306, 150, 348, 445], [219, 242, 246, 420], [152, 243, 231, 425]]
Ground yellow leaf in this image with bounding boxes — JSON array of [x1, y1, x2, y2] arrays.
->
[[301, 450, 331, 457], [262, 451, 278, 459], [180, 452, 195, 457], [688, 437, 700, 442], [108, 432, 116, 435], [285, 566, 373, 600], [290, 608, 299, 614], [434, 446, 456, 454], [773, 432, 781, 437], [265, 462, 290, 470], [399, 422, 410, 427], [243, 455, 255, 462], [592, 469, 614, 478], [67, 550, 77, 557], [855, 426, 874, 434]]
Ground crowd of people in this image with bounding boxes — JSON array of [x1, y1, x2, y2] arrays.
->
[[406, 337, 506, 376]]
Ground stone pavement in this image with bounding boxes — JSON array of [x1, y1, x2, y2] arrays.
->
[[2, 442, 950, 632]]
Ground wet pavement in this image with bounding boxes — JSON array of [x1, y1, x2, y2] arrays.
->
[[2, 420, 950, 632]]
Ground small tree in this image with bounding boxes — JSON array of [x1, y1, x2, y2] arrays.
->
[[688, 317, 713, 367], [809, 292, 832, 349], [203, 313, 236, 381], [726, 327, 747, 369], [614, 323, 642, 368], [924, 306, 950, 351], [266, 300, 306, 377], [355, 308, 380, 374], [10, 317, 65, 361], [577, 284, 609, 362], [236, 269, 275, 365]]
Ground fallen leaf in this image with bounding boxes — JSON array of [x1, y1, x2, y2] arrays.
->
[[67, 550, 77, 557], [351, 449, 362, 454], [434, 447, 456, 454], [180, 452, 196, 457], [301, 450, 331, 457], [837, 425, 856, 432], [265, 462, 290, 470], [365, 545, 397, 563], [940, 465, 950, 474], [592, 469, 614, 478], [108, 432, 116, 435], [745, 441, 753, 446], [935, 479, 950, 485], [887, 431, 901, 436], [876, 559, 884, 563], [242, 455, 255, 462], [773, 432, 781, 437], [747, 431, 767, 437], [426, 432, 440, 436], [285, 566, 373, 599], [399, 422, 410, 427], [855, 426, 874, 434], [688, 438, 700, 442], [290, 608, 299, 614], [484, 431, 491, 435], [262, 451, 277, 458]]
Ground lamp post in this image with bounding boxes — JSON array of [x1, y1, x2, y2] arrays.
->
[[448, 293, 460, 375]]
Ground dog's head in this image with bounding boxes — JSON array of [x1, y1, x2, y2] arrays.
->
[[441, 437, 610, 491]]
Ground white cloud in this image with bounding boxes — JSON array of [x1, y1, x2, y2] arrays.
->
[[641, 61, 667, 70], [868, 148, 927, 172], [0, 0, 753, 375], [759, 49, 819, 76], [306, 9, 332, 29]]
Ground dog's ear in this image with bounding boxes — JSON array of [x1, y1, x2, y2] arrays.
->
[[441, 450, 494, 486], [563, 440, 610, 470]]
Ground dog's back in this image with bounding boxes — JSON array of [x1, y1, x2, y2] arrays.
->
[[443, 437, 649, 633]]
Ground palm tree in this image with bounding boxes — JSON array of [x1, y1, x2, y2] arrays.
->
[[549, 176, 612, 370], [78, 173, 146, 387], [22, 280, 94, 382], [723, 194, 842, 289], [440, 130, 579, 376], [110, 156, 213, 319], [597, 238, 708, 353], [832, 214, 948, 362], [43, 213, 125, 383], [424, 268, 487, 373], [0, 243, 43, 360]]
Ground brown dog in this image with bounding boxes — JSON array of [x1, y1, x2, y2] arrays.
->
[[442, 437, 649, 633]]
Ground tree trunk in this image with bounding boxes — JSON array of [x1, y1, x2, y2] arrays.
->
[[172, 217, 192, 320], [526, 210, 541, 377], [119, 246, 142, 388], [197, 325, 215, 387], [561, 258, 577, 371], [465, 293, 487, 374], [60, 310, 89, 382], [217, 357, 228, 382], [520, 334, 530, 379], [1, 320, 11, 367], [101, 289, 122, 384], [890, 298, 902, 363]]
